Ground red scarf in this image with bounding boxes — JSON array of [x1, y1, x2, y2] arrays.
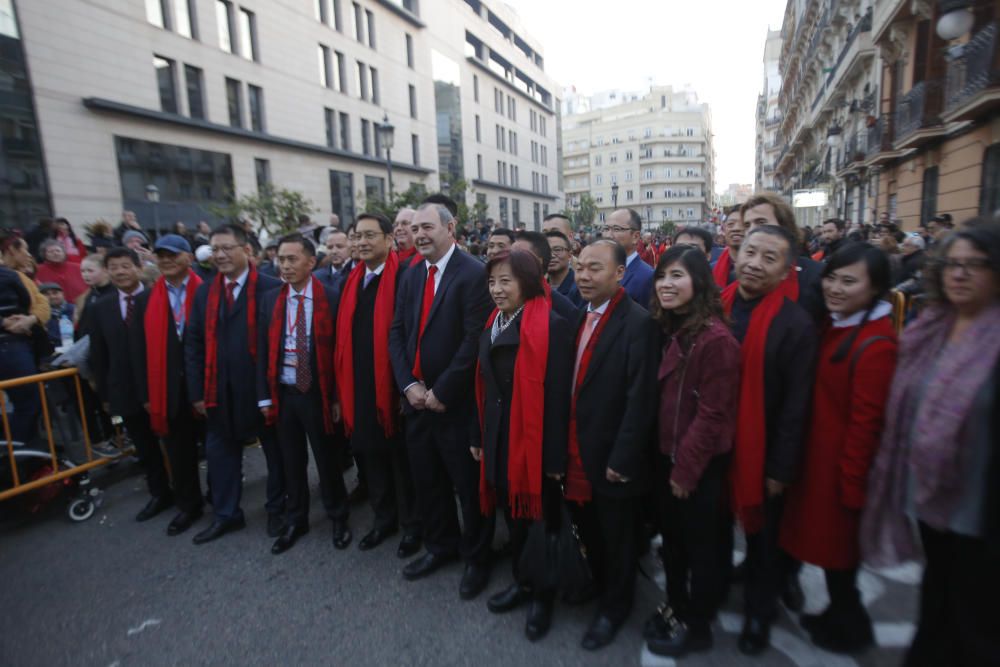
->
[[721, 270, 799, 534], [265, 276, 337, 433], [203, 266, 259, 408], [398, 246, 416, 263], [566, 287, 626, 503], [334, 252, 400, 438], [713, 248, 733, 288], [144, 271, 202, 435], [474, 295, 549, 519]]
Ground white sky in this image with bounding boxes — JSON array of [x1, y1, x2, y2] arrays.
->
[[502, 0, 788, 196]]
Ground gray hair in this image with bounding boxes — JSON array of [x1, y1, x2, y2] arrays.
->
[[417, 203, 454, 226], [903, 233, 926, 250], [39, 239, 63, 256]]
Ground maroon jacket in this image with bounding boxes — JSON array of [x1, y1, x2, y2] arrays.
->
[[657, 317, 740, 491]]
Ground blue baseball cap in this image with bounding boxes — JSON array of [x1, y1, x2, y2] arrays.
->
[[153, 234, 192, 254]]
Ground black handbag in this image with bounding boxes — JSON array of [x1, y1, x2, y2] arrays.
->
[[517, 498, 593, 594]]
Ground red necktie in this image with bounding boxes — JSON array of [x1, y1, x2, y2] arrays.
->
[[225, 280, 238, 309], [294, 294, 311, 392], [124, 294, 135, 327], [412, 265, 438, 381]]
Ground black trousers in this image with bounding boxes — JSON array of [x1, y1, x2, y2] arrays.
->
[[277, 386, 348, 528], [823, 567, 862, 613], [122, 412, 169, 499], [502, 476, 562, 595], [362, 442, 419, 537], [406, 410, 494, 565], [657, 453, 732, 631], [572, 493, 640, 625], [163, 406, 203, 514], [743, 493, 797, 621], [904, 522, 1000, 667]]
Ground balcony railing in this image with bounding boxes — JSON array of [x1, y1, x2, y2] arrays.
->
[[764, 115, 782, 128], [895, 80, 944, 141], [945, 23, 999, 113], [865, 115, 893, 158]]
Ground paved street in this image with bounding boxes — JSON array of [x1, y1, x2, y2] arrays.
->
[[1, 447, 918, 667]]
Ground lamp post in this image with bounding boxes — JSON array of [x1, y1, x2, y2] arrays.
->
[[611, 183, 619, 209], [145, 184, 160, 239], [375, 113, 395, 200], [936, 0, 974, 40]]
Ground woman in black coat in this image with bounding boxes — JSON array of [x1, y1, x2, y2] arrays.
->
[[473, 249, 573, 642]]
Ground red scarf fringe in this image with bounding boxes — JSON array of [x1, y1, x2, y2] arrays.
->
[[334, 252, 400, 439], [474, 295, 550, 520], [265, 276, 337, 433], [144, 271, 202, 435], [721, 270, 799, 534], [204, 266, 259, 408]]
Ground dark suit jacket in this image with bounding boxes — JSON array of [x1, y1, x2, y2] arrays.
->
[[554, 268, 584, 307], [550, 288, 581, 322], [314, 262, 352, 293], [185, 270, 282, 441], [478, 311, 573, 487], [573, 295, 659, 498], [389, 247, 493, 415], [255, 281, 341, 406], [621, 255, 654, 310], [134, 285, 193, 420], [794, 256, 826, 324], [89, 290, 149, 417]]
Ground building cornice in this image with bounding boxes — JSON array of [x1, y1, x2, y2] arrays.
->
[[82, 97, 434, 175], [375, 0, 425, 28], [471, 178, 558, 200], [464, 56, 555, 117]]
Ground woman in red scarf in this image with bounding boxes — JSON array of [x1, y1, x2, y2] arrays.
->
[[473, 249, 573, 642], [780, 243, 897, 654]]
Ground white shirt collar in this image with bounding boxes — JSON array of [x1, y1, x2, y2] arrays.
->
[[366, 262, 386, 277], [227, 267, 250, 288], [587, 299, 611, 315], [118, 284, 144, 299], [165, 275, 189, 292], [426, 243, 457, 274], [289, 280, 313, 300], [830, 300, 893, 328], [626, 251, 639, 267]]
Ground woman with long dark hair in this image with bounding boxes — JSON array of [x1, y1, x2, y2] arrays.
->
[[473, 249, 573, 641], [779, 243, 898, 653], [643, 245, 741, 658], [862, 222, 1000, 667]]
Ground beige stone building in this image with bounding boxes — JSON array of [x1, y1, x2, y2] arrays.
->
[[561, 86, 715, 230]]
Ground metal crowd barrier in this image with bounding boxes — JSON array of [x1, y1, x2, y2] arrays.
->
[[888, 290, 910, 335], [0, 367, 134, 519]]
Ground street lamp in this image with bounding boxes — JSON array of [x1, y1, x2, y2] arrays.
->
[[936, 0, 975, 40], [375, 113, 395, 200], [826, 124, 843, 148], [145, 184, 160, 238], [611, 183, 619, 209]]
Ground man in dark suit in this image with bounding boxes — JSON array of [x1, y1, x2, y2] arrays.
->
[[511, 231, 580, 321], [545, 230, 584, 307], [335, 213, 420, 558], [185, 224, 286, 545], [89, 247, 172, 523], [314, 228, 352, 291], [571, 239, 659, 650], [603, 208, 654, 309], [257, 233, 350, 554], [388, 202, 495, 599], [137, 234, 205, 536]]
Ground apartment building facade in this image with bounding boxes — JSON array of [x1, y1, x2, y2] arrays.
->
[[755, 29, 783, 194], [562, 86, 716, 230]]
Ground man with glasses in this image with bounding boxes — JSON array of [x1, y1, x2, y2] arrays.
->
[[602, 208, 654, 309], [545, 230, 583, 307], [185, 224, 286, 545]]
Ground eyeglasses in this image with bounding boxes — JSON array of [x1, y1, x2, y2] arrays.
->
[[356, 231, 387, 241], [550, 246, 570, 255], [941, 258, 992, 275], [210, 244, 241, 255], [601, 225, 636, 234]]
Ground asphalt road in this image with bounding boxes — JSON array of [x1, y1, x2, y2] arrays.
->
[[0, 445, 919, 666]]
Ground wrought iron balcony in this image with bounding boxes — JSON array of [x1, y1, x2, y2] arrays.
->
[[895, 80, 944, 142], [945, 23, 999, 115], [865, 115, 892, 158]]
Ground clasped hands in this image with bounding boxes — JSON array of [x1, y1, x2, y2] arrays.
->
[[404, 382, 445, 413]]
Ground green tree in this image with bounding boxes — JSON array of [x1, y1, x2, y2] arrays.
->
[[207, 185, 315, 237], [359, 182, 427, 220], [573, 193, 597, 230], [658, 221, 677, 237]]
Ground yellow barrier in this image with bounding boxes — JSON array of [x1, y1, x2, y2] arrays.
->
[[0, 367, 134, 503], [888, 290, 910, 335]]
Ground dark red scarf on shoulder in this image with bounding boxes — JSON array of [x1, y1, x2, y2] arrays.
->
[[566, 286, 626, 504], [721, 270, 798, 534], [265, 276, 336, 433], [397, 246, 416, 263], [144, 270, 202, 435], [713, 248, 733, 288], [204, 266, 258, 409], [334, 252, 400, 438], [474, 295, 550, 520]]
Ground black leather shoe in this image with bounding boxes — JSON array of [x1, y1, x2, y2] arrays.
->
[[738, 617, 771, 655], [647, 621, 713, 658], [643, 604, 675, 641], [272, 524, 309, 555], [396, 534, 422, 559], [800, 607, 833, 635], [166, 508, 203, 536], [403, 552, 455, 581], [525, 598, 553, 641], [487, 583, 531, 613], [136, 495, 173, 522], [782, 573, 805, 612], [192, 517, 246, 545], [459, 563, 490, 600], [359, 526, 397, 551], [332, 520, 352, 550], [581, 614, 620, 651], [267, 513, 285, 538]]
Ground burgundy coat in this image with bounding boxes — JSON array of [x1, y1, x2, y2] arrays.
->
[[657, 317, 740, 491], [780, 316, 897, 569]]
